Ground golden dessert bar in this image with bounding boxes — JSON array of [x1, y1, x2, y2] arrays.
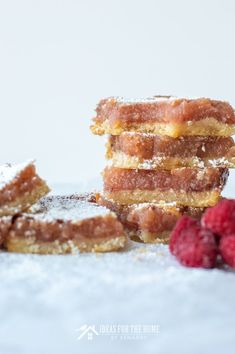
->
[[4, 194, 126, 254], [0, 161, 50, 216], [103, 167, 228, 207], [97, 194, 205, 244], [91, 96, 235, 137], [107, 133, 235, 169]]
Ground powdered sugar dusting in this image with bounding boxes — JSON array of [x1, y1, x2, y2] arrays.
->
[[208, 157, 229, 167], [0, 159, 34, 189], [0, 241, 234, 354], [114, 95, 177, 104], [28, 195, 112, 222], [138, 160, 155, 169], [113, 95, 229, 105], [131, 201, 178, 210], [120, 131, 156, 138]]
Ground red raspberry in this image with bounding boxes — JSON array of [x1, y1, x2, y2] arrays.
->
[[219, 235, 235, 268], [169, 216, 218, 268], [169, 215, 198, 253], [201, 199, 235, 237]]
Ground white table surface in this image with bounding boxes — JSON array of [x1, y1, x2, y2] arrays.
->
[[0, 181, 234, 354]]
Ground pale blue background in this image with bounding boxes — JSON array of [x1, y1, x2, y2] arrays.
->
[[0, 0, 234, 197]]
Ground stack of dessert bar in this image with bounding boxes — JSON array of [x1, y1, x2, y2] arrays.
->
[[91, 96, 235, 243]]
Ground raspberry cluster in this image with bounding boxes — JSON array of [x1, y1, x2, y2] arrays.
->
[[169, 199, 235, 268]]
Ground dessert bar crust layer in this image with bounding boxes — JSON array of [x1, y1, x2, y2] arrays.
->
[[104, 189, 221, 207], [92, 117, 235, 138], [6, 235, 126, 254], [91, 97, 235, 137], [107, 134, 235, 169], [4, 194, 126, 254], [0, 161, 50, 216]]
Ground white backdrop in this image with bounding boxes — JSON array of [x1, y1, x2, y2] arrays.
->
[[0, 0, 234, 195]]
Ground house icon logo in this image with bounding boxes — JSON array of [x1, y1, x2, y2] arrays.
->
[[76, 325, 99, 341]]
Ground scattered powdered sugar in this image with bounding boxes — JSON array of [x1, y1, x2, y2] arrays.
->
[[0, 159, 34, 189], [121, 131, 156, 138], [139, 160, 156, 169], [28, 195, 112, 222], [196, 169, 207, 180], [208, 157, 229, 167], [193, 157, 205, 168], [0, 241, 234, 354], [131, 201, 178, 210]]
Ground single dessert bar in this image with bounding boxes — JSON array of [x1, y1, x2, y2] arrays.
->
[[97, 194, 205, 244], [91, 96, 235, 137], [0, 160, 50, 216], [107, 133, 235, 169], [103, 167, 228, 207], [4, 194, 126, 254]]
